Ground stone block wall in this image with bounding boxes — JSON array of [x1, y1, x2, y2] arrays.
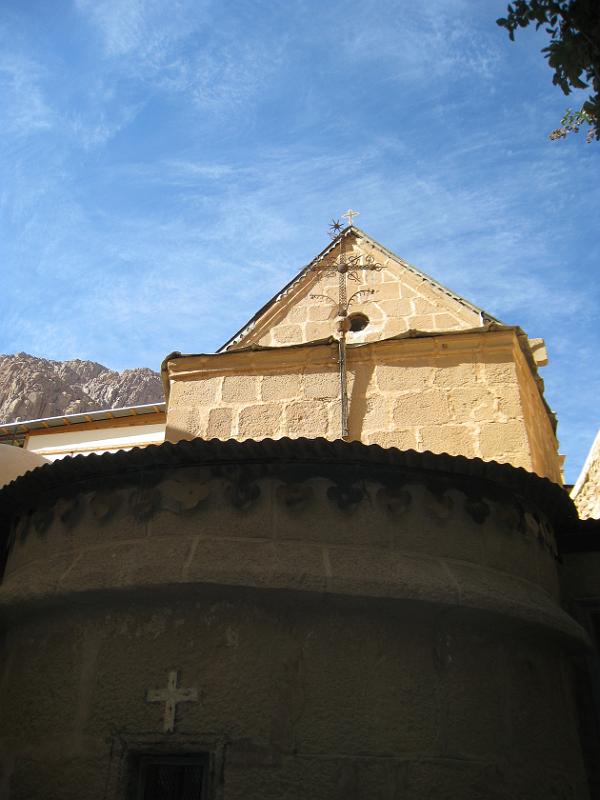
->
[[0, 440, 588, 799], [350, 340, 527, 463], [229, 238, 481, 350], [165, 329, 561, 482], [513, 341, 561, 483], [167, 347, 341, 444], [571, 431, 600, 519]]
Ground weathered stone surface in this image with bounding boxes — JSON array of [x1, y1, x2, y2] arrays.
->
[[285, 306, 308, 323], [308, 304, 335, 322], [368, 429, 418, 450], [433, 312, 462, 329], [376, 363, 432, 392], [432, 361, 480, 388], [302, 371, 339, 400], [571, 430, 600, 520], [261, 374, 301, 402], [238, 404, 281, 439], [485, 361, 517, 385], [222, 375, 259, 403], [480, 420, 528, 458], [377, 298, 413, 317], [305, 321, 334, 341], [273, 325, 303, 345], [420, 424, 477, 458], [361, 396, 388, 432], [0, 352, 162, 423], [284, 401, 331, 437], [413, 297, 438, 315], [0, 439, 589, 799], [410, 314, 435, 330], [496, 384, 523, 418], [207, 407, 233, 439], [393, 390, 452, 427], [448, 385, 495, 421]]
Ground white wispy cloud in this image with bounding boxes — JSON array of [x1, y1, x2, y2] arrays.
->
[[75, 133, 593, 356], [75, 0, 282, 116], [1, 0, 597, 480], [339, 0, 501, 84], [0, 49, 55, 136], [75, 0, 200, 58]]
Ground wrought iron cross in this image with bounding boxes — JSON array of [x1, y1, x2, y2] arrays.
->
[[309, 214, 383, 439], [310, 217, 382, 320]]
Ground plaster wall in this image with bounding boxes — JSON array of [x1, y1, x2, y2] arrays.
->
[[0, 444, 48, 489], [25, 423, 165, 461], [166, 330, 559, 480]]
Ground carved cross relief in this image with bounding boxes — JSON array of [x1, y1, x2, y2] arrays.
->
[[146, 670, 198, 733]]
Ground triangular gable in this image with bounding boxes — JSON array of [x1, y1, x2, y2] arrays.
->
[[220, 226, 498, 352]]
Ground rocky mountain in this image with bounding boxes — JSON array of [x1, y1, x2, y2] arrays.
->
[[0, 353, 164, 424]]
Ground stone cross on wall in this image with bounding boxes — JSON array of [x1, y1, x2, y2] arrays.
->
[[146, 670, 198, 733]]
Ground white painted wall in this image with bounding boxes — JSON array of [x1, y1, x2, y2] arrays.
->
[[25, 422, 166, 461]]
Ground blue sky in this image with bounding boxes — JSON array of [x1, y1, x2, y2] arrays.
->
[[0, 0, 598, 482]]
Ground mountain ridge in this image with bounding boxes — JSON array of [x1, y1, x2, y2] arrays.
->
[[0, 353, 163, 424]]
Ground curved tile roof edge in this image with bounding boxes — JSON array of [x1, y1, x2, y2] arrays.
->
[[0, 436, 576, 529]]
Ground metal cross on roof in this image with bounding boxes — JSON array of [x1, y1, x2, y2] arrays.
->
[[342, 208, 360, 227]]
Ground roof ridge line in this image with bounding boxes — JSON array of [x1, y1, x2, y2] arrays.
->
[[349, 226, 500, 322]]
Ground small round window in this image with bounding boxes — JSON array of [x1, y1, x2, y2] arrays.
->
[[348, 313, 369, 332]]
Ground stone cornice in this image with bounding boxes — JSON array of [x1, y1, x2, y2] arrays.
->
[[0, 436, 576, 531], [0, 437, 587, 648], [163, 326, 519, 393]]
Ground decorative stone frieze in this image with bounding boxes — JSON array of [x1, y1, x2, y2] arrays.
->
[[0, 437, 580, 642]]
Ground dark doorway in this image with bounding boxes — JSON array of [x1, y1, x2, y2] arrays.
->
[[135, 755, 208, 800]]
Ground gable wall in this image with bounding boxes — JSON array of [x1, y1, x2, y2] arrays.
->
[[229, 238, 481, 350], [165, 331, 560, 481]]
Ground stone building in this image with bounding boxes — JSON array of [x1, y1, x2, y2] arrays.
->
[[163, 226, 557, 480], [572, 430, 600, 521], [0, 223, 599, 799]]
